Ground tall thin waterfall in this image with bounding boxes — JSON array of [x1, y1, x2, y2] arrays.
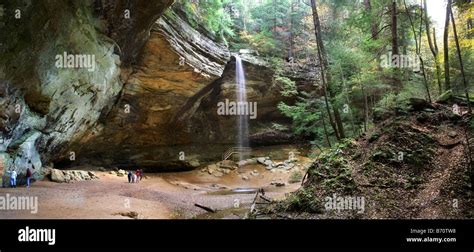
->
[[235, 55, 249, 160]]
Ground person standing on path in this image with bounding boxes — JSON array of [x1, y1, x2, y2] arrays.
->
[[140, 169, 144, 181], [127, 170, 132, 183], [10, 169, 17, 188], [135, 169, 141, 183], [26, 167, 32, 189]]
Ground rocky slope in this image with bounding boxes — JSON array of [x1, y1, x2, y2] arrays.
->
[[261, 103, 473, 219]]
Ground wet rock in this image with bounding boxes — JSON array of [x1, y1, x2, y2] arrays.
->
[[250, 170, 259, 176], [241, 175, 249, 181]]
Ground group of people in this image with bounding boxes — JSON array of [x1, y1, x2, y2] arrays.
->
[[127, 169, 144, 183], [3, 162, 34, 189], [5, 167, 33, 188]]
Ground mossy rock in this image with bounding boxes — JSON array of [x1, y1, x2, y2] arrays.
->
[[436, 90, 454, 103]]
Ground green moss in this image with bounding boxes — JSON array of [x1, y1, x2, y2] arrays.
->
[[283, 186, 322, 213]]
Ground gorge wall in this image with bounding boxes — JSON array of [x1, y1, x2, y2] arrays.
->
[[0, 1, 315, 176]]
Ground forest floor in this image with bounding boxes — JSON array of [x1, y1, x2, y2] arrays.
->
[[0, 155, 311, 219], [261, 103, 473, 219]]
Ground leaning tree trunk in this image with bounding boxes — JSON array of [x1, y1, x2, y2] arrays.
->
[[424, 0, 442, 94], [443, 0, 452, 91], [450, 7, 472, 113], [403, 0, 431, 102], [310, 0, 345, 139]]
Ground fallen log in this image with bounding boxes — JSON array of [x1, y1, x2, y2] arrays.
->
[[259, 195, 272, 202], [194, 203, 216, 213]]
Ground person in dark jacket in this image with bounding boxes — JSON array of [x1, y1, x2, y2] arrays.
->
[[26, 167, 32, 189], [139, 169, 144, 181], [127, 171, 132, 183]]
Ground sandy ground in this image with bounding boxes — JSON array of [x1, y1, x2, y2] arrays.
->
[[0, 161, 308, 219]]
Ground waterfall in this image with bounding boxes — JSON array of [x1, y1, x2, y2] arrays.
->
[[235, 55, 249, 160]]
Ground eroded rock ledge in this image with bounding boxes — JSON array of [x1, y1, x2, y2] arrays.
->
[[1, 2, 316, 175]]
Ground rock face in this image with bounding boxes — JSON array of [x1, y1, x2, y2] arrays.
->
[[97, 0, 175, 65], [0, 1, 172, 176], [49, 169, 99, 183], [68, 10, 232, 171], [0, 2, 315, 173]]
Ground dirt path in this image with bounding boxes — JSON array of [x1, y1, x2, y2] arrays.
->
[[0, 161, 308, 219], [410, 124, 466, 218]]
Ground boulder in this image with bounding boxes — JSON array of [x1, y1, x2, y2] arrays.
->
[[263, 160, 273, 167], [219, 160, 236, 169], [436, 90, 454, 103], [409, 98, 434, 111], [50, 169, 66, 183], [117, 169, 126, 177], [256, 157, 268, 165]]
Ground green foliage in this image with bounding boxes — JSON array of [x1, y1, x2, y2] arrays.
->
[[174, 0, 235, 42], [239, 30, 277, 54], [277, 99, 325, 139], [284, 186, 321, 213], [309, 139, 357, 192]]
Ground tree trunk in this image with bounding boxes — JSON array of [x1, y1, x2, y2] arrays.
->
[[362, 83, 368, 132], [310, 0, 345, 139], [432, 28, 443, 93], [321, 109, 332, 147], [289, 0, 294, 59], [391, 0, 399, 56], [364, 0, 379, 39], [403, 0, 432, 102], [443, 0, 452, 91], [391, 0, 401, 90], [450, 7, 472, 113]]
